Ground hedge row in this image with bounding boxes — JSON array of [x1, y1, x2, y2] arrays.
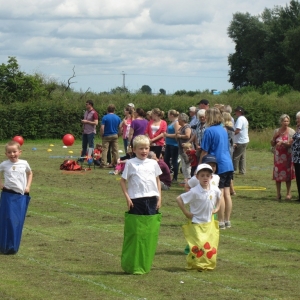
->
[[0, 91, 299, 140]]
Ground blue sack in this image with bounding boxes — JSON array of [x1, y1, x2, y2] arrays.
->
[[0, 191, 31, 254]]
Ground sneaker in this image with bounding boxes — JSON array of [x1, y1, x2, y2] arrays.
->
[[219, 222, 226, 230], [171, 178, 178, 183], [225, 221, 231, 228], [108, 171, 115, 175]]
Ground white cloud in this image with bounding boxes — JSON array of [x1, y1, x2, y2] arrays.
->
[[0, 0, 290, 93]]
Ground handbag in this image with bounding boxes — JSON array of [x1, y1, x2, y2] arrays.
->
[[182, 217, 219, 271], [0, 192, 31, 254], [121, 212, 162, 274]]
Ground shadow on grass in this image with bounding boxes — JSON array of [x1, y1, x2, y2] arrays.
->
[[158, 267, 186, 273], [156, 250, 183, 256]]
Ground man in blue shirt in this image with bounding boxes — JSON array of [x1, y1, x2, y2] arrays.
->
[[100, 104, 122, 167]]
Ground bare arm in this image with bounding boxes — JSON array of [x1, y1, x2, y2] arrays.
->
[[100, 124, 105, 137], [25, 171, 33, 194], [199, 150, 208, 164], [176, 196, 193, 219], [156, 176, 162, 209], [234, 128, 241, 135], [82, 119, 98, 126], [212, 194, 221, 214], [128, 127, 134, 144], [120, 178, 133, 210]]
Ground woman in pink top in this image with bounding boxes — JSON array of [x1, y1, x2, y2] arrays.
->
[[145, 108, 167, 158], [119, 107, 134, 153]]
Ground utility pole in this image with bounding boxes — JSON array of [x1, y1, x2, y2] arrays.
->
[[121, 71, 126, 88]]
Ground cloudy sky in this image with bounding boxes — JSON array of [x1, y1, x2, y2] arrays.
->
[[0, 0, 289, 94]]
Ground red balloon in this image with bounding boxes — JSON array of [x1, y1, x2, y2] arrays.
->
[[13, 135, 24, 146], [62, 134, 75, 146]]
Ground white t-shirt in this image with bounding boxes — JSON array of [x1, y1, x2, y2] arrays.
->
[[188, 174, 220, 189], [234, 116, 249, 144], [122, 157, 162, 199], [0, 159, 31, 194], [180, 184, 221, 224]]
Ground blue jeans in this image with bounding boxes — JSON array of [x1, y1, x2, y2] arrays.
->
[[81, 133, 95, 158], [128, 197, 158, 215], [164, 145, 179, 180], [123, 138, 128, 153]]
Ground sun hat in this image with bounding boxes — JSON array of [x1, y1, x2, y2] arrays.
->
[[195, 163, 213, 174]]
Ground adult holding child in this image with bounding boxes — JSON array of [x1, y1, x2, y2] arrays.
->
[[291, 112, 300, 202], [163, 110, 180, 182], [119, 106, 134, 153], [145, 108, 167, 159], [271, 114, 295, 200], [176, 113, 192, 184], [200, 107, 234, 229]]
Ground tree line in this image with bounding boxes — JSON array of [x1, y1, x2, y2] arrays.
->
[[228, 0, 300, 90]]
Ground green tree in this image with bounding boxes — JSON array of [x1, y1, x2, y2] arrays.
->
[[159, 88, 166, 95], [228, 0, 300, 90], [110, 86, 130, 94], [0, 56, 47, 103], [139, 85, 152, 94]]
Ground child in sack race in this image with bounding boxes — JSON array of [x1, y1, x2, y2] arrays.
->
[[120, 135, 162, 274], [177, 163, 221, 271], [120, 135, 162, 214], [0, 140, 33, 254], [0, 141, 33, 195]]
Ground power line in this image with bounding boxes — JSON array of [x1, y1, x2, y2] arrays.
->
[[60, 73, 228, 79]]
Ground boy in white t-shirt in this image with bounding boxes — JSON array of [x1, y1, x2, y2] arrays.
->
[[185, 154, 220, 192], [0, 141, 33, 195], [177, 164, 221, 224], [120, 135, 162, 215]]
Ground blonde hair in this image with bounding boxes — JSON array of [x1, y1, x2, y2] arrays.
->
[[151, 108, 164, 118], [205, 108, 223, 127], [183, 142, 192, 150], [5, 140, 21, 151], [214, 103, 225, 113], [133, 135, 150, 149], [222, 112, 233, 127], [168, 109, 179, 118]]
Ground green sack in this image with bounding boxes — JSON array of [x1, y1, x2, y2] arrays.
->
[[121, 212, 162, 275]]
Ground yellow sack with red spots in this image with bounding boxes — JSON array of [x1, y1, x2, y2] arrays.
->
[[182, 218, 219, 271]]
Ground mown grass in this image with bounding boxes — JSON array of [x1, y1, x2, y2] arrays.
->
[[0, 134, 299, 300]]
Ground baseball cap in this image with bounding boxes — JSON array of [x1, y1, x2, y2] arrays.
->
[[202, 154, 217, 165], [197, 99, 209, 106], [127, 103, 135, 108], [189, 106, 196, 112], [195, 163, 213, 174], [234, 106, 245, 114]]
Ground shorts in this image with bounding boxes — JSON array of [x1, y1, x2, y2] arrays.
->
[[129, 196, 158, 215], [218, 171, 233, 189]]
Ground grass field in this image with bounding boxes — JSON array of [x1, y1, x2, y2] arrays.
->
[[0, 137, 300, 300]]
